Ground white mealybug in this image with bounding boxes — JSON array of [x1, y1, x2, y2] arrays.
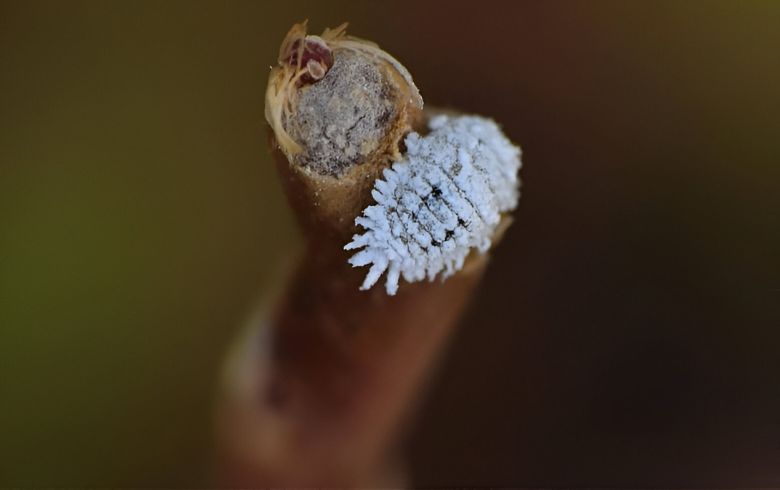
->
[[344, 114, 522, 295]]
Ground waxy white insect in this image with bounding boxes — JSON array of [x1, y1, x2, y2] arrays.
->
[[344, 114, 522, 295]]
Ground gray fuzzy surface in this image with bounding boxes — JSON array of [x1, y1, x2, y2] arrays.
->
[[286, 50, 398, 176]]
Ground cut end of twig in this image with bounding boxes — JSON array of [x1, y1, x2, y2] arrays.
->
[[265, 21, 423, 178], [286, 50, 399, 176]]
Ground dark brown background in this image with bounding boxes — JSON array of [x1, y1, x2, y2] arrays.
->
[[1, 1, 778, 486]]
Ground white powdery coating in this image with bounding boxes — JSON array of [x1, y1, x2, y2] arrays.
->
[[344, 114, 522, 295]]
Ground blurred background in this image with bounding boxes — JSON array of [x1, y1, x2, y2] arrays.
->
[[1, 0, 778, 486]]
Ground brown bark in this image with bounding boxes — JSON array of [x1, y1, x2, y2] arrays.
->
[[216, 224, 487, 486]]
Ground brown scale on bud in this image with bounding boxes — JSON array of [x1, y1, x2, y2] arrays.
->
[[284, 37, 334, 85]]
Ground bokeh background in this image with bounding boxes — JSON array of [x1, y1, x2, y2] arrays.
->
[[1, 0, 778, 486]]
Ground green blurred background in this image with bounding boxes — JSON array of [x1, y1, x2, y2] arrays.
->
[[1, 1, 778, 486]]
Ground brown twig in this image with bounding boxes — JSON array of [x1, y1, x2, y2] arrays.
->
[[215, 21, 505, 486]]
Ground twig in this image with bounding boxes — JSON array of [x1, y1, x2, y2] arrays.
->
[[215, 21, 519, 486]]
